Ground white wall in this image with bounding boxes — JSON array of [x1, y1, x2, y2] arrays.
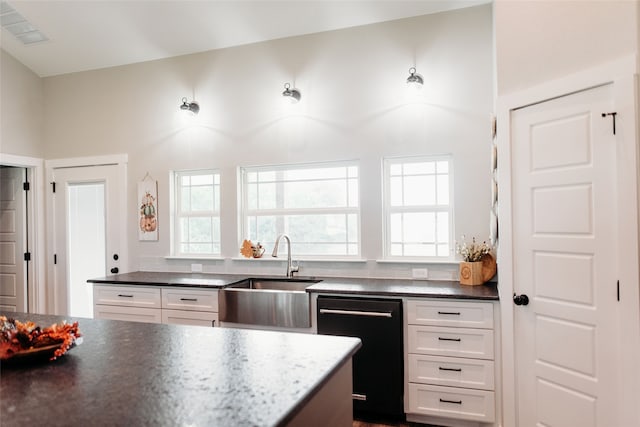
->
[[0, 50, 44, 158], [495, 0, 639, 95], [40, 5, 494, 279]]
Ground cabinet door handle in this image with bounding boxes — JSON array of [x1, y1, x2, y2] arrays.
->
[[180, 298, 198, 302], [438, 311, 461, 315], [438, 337, 461, 342], [440, 398, 462, 405], [117, 294, 134, 298], [439, 367, 462, 372], [319, 308, 392, 318], [352, 393, 367, 401]]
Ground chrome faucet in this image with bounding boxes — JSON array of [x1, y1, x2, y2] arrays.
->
[[272, 234, 299, 278]]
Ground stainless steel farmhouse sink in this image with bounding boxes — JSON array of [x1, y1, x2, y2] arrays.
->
[[219, 278, 322, 328]]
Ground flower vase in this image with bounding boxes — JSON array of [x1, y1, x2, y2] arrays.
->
[[459, 261, 484, 286]]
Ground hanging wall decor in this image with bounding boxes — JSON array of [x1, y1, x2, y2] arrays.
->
[[138, 172, 158, 241]]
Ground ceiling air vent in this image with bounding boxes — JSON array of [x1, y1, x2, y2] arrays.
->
[[0, 1, 48, 45]]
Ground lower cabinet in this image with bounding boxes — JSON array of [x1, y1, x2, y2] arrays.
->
[[408, 384, 495, 423], [94, 304, 163, 323], [162, 309, 218, 327], [405, 298, 499, 427], [93, 284, 218, 327]]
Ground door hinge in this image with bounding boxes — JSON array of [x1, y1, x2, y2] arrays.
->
[[23, 182, 30, 191], [24, 252, 31, 262], [51, 182, 56, 193], [601, 112, 618, 135], [54, 254, 57, 264], [617, 280, 620, 301]]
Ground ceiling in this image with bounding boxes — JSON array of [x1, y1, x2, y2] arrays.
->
[[0, 0, 490, 77]]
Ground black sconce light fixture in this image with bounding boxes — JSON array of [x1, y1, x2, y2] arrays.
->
[[406, 67, 424, 87], [180, 97, 200, 115], [282, 83, 301, 103]]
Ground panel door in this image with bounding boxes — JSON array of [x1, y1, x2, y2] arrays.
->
[[52, 164, 126, 316], [0, 167, 26, 312], [511, 83, 619, 426]]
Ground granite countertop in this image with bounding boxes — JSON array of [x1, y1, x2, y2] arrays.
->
[[87, 271, 249, 288], [1, 313, 361, 427], [88, 271, 499, 300], [308, 277, 499, 300]]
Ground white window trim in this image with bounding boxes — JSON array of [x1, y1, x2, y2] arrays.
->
[[382, 154, 455, 261]]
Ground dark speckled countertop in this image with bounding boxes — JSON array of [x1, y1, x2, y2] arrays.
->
[[88, 271, 499, 300], [1, 313, 361, 427]]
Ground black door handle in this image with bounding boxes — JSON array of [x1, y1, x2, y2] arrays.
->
[[110, 267, 119, 274], [513, 293, 529, 306]]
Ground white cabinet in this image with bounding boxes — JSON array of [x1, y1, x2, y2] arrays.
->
[[93, 284, 218, 327], [162, 309, 217, 327], [405, 299, 498, 427], [94, 304, 162, 323], [93, 285, 161, 309], [161, 288, 219, 327]]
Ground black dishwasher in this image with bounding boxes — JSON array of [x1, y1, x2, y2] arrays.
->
[[317, 296, 404, 421]]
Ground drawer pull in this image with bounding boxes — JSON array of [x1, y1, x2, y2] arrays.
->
[[180, 298, 198, 302], [439, 367, 462, 372], [438, 337, 461, 342], [117, 294, 134, 298], [440, 398, 462, 405], [438, 311, 461, 315], [352, 393, 367, 401], [319, 308, 392, 318]]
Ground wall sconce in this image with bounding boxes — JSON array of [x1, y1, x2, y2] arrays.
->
[[180, 97, 200, 115], [406, 67, 424, 87], [282, 83, 301, 103]]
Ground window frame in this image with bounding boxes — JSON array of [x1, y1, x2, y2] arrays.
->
[[239, 160, 361, 259], [382, 155, 454, 260], [172, 169, 221, 257]]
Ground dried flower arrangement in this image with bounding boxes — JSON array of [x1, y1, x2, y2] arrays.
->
[[455, 235, 492, 262]]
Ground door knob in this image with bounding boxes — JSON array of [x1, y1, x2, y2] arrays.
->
[[110, 267, 119, 274], [513, 293, 529, 306]]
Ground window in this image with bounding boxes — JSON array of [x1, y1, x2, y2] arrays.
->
[[240, 161, 360, 258], [383, 156, 453, 258], [173, 170, 221, 256]]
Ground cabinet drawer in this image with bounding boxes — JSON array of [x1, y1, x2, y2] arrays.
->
[[162, 309, 218, 327], [408, 325, 494, 360], [408, 383, 495, 423], [94, 304, 161, 324], [408, 354, 494, 390], [161, 288, 218, 312], [406, 299, 493, 329], [93, 285, 161, 309]]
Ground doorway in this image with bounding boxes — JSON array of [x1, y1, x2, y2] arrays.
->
[[511, 83, 620, 426], [48, 157, 127, 317], [0, 166, 28, 312]]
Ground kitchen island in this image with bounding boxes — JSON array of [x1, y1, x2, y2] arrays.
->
[[0, 313, 361, 427]]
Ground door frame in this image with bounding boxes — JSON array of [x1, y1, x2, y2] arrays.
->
[[0, 153, 45, 314], [496, 54, 639, 427], [45, 154, 128, 315]]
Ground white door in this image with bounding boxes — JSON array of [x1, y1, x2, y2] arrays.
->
[[0, 167, 27, 312], [512, 84, 618, 426], [52, 165, 126, 317]]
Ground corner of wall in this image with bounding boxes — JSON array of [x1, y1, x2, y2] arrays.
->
[[0, 49, 45, 159]]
